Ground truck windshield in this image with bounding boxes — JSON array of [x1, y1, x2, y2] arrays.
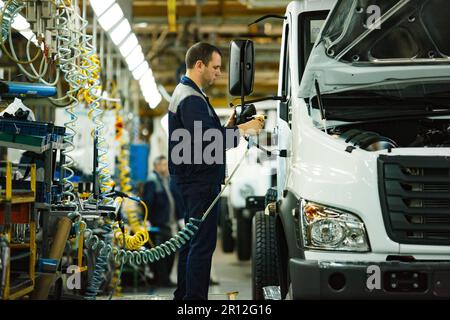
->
[[299, 11, 328, 79], [316, 80, 450, 121]]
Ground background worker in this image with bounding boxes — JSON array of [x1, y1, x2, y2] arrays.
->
[[168, 42, 264, 300], [143, 155, 184, 287]]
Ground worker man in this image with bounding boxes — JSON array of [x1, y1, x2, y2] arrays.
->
[[168, 42, 264, 300], [143, 155, 184, 287]]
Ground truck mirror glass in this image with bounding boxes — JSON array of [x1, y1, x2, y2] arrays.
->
[[228, 40, 254, 96]]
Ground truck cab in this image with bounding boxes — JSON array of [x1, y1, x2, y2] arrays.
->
[[231, 0, 450, 300]]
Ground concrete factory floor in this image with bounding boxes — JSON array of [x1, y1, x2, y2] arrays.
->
[[101, 239, 252, 300]]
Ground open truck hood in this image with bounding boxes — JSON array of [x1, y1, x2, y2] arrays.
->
[[300, 0, 450, 98]]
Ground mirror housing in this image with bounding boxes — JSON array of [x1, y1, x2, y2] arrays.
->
[[228, 40, 254, 97]]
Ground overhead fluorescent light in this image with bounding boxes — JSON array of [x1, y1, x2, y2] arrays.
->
[[89, 0, 161, 109], [119, 33, 138, 57], [135, 22, 149, 28], [126, 46, 144, 71], [148, 94, 162, 109], [145, 82, 158, 94], [98, 3, 123, 31], [139, 70, 154, 88], [142, 82, 162, 109], [142, 85, 160, 100], [109, 19, 131, 45], [132, 61, 149, 80], [91, 0, 115, 17]]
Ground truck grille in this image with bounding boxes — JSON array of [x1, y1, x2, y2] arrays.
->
[[378, 155, 450, 245]]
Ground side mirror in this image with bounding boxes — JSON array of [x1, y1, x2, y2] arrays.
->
[[228, 40, 254, 97]]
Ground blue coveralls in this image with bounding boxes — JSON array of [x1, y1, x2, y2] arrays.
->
[[143, 171, 184, 227], [168, 76, 240, 300]]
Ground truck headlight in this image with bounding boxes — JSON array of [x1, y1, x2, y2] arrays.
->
[[300, 200, 370, 252]]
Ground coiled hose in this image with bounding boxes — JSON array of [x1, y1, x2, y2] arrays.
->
[[118, 132, 132, 194], [0, 0, 42, 65], [112, 199, 151, 251], [113, 89, 131, 194], [80, 147, 250, 267], [51, 1, 86, 105], [83, 50, 114, 205], [0, 0, 21, 43], [83, 28, 114, 206], [109, 82, 151, 252], [81, 216, 201, 266], [56, 4, 85, 204], [108, 260, 123, 298], [84, 224, 112, 300]]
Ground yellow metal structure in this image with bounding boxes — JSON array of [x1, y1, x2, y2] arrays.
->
[[1, 162, 37, 300], [76, 222, 87, 272], [167, 0, 177, 32]]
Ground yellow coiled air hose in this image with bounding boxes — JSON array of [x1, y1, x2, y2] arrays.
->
[[113, 199, 153, 250]]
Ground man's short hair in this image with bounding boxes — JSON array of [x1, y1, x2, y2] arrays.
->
[[185, 42, 222, 69], [153, 155, 167, 167]]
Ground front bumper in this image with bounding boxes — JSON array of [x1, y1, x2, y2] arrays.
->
[[290, 259, 450, 299]]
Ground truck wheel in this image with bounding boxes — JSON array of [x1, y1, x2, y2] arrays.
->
[[237, 216, 252, 261], [252, 211, 279, 300], [221, 217, 235, 253], [265, 187, 277, 207], [219, 197, 234, 253]]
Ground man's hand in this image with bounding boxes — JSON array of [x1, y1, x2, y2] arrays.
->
[[225, 109, 237, 128], [237, 116, 264, 136]]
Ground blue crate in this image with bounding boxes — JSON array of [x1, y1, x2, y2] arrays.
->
[[52, 126, 65, 143], [0, 119, 53, 137], [53, 126, 65, 136], [130, 144, 149, 183]]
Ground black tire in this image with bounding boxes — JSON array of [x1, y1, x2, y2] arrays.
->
[[236, 216, 252, 261], [221, 218, 235, 253], [219, 197, 235, 253], [265, 187, 277, 207], [218, 197, 228, 228], [252, 211, 279, 300]]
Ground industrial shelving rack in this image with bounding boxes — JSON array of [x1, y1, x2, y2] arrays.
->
[[0, 119, 67, 300], [0, 162, 37, 300]]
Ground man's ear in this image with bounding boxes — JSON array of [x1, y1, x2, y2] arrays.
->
[[195, 60, 204, 71]]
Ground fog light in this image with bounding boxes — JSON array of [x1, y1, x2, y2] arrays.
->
[[329, 272, 346, 291]]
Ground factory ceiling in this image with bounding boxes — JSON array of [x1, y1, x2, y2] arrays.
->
[[0, 1, 287, 118], [131, 0, 287, 117]]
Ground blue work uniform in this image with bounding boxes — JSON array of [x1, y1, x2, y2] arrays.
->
[[168, 75, 240, 300], [143, 171, 184, 227], [143, 171, 185, 286]]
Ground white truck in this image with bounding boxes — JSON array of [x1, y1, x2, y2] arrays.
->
[[230, 0, 450, 300], [216, 106, 276, 260]]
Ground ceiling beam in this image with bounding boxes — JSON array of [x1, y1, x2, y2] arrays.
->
[[133, 2, 285, 19]]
